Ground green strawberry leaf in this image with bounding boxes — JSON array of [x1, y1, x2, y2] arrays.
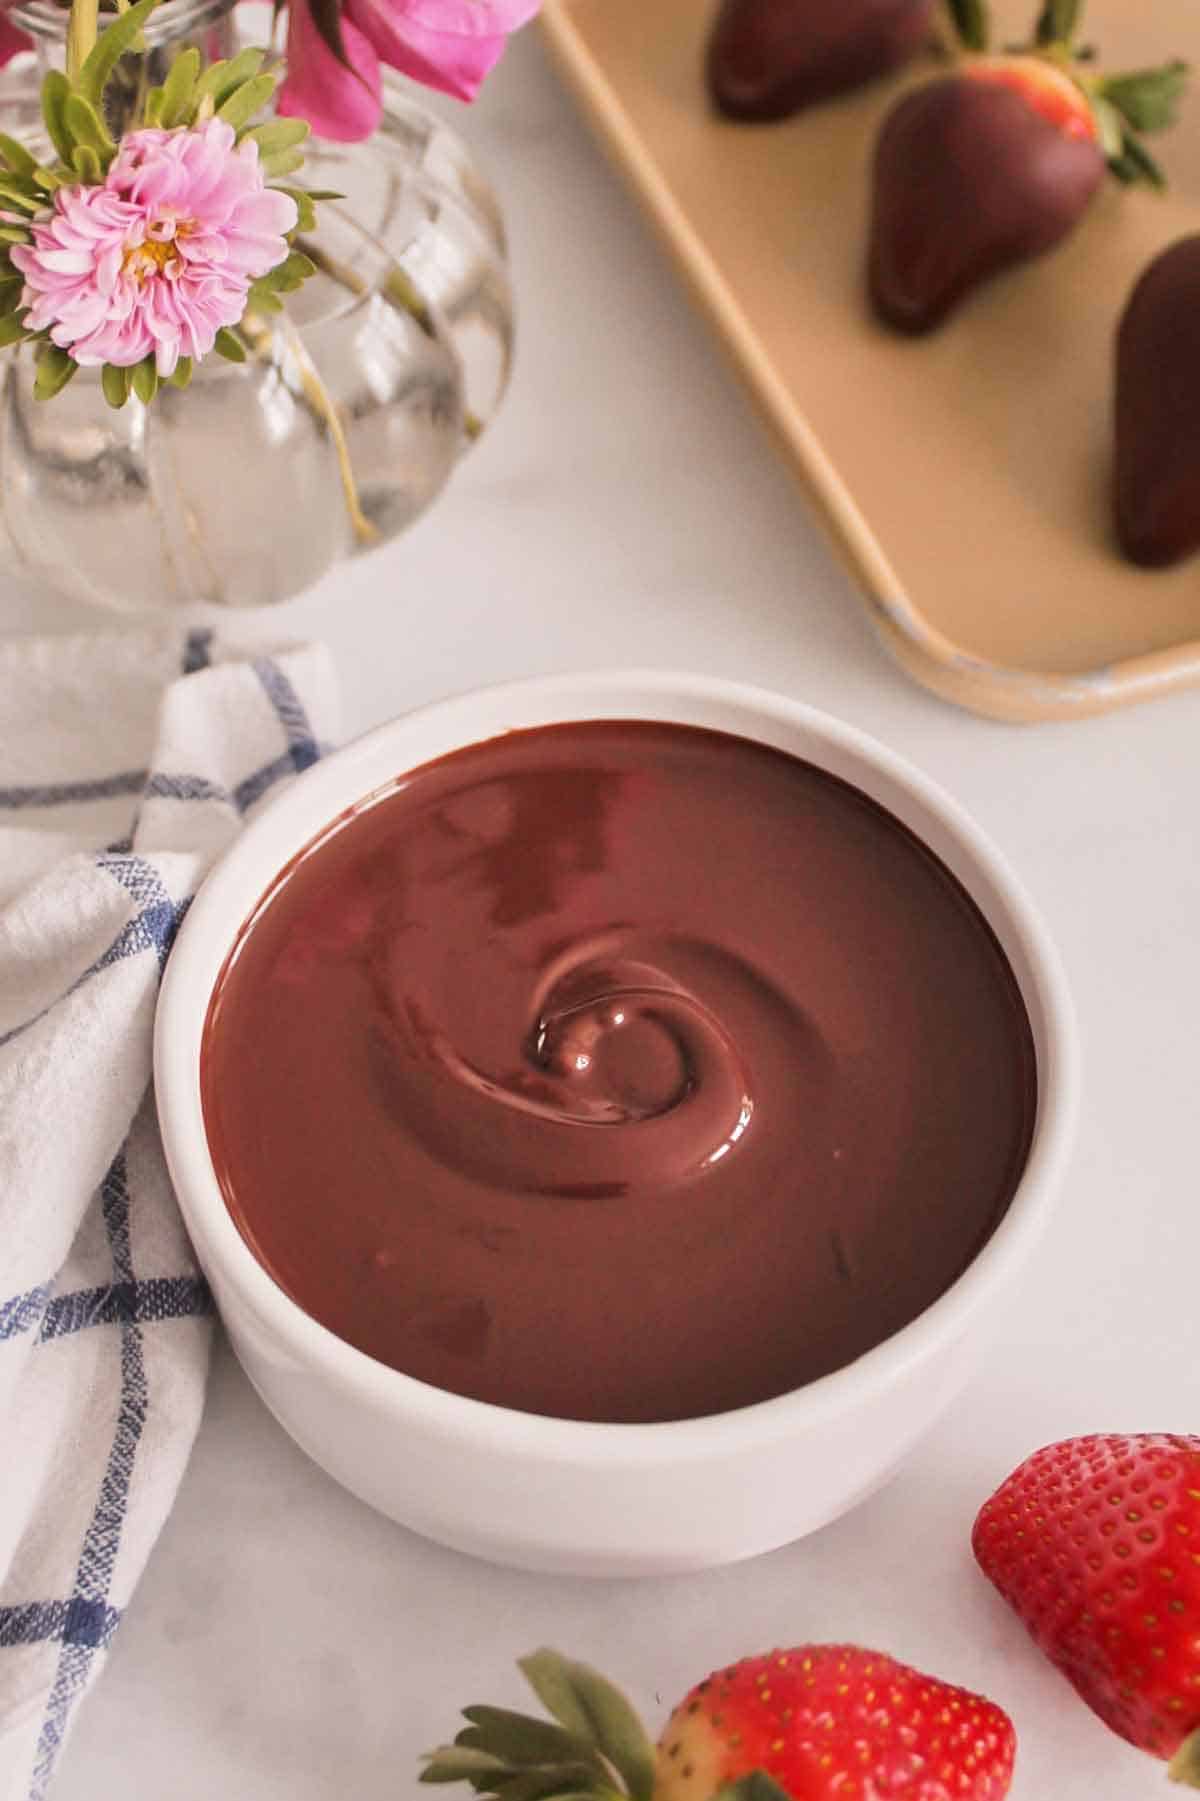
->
[[1034, 0, 1081, 47], [713, 1776, 793, 1801], [458, 1708, 604, 1773], [168, 355, 193, 389], [33, 345, 78, 400], [0, 311, 31, 347], [1108, 129, 1166, 188], [945, 0, 989, 52], [101, 361, 132, 408], [1097, 60, 1190, 134], [421, 1747, 514, 1786], [77, 0, 160, 110], [516, 1654, 655, 1801]]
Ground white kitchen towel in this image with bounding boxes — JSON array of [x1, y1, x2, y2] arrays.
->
[[0, 626, 339, 1800]]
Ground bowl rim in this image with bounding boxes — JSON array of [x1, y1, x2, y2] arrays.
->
[[154, 668, 1080, 1463]]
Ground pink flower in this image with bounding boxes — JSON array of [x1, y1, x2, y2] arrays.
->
[[278, 0, 541, 142], [11, 119, 297, 377]]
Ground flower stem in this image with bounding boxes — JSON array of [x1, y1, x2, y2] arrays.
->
[[240, 308, 378, 549], [65, 0, 99, 85]]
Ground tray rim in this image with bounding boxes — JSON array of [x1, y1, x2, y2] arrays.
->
[[540, 0, 1200, 724]]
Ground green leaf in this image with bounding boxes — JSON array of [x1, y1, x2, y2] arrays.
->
[[0, 133, 36, 178], [71, 144, 103, 182], [239, 117, 309, 156], [1089, 93, 1126, 160], [244, 279, 283, 312], [421, 1748, 512, 1786], [1034, 0, 1081, 47], [278, 185, 316, 231], [30, 165, 64, 192], [490, 1771, 606, 1801], [158, 45, 202, 125], [0, 311, 31, 347], [34, 345, 78, 400], [945, 0, 988, 52], [0, 225, 32, 244], [168, 354, 193, 388], [258, 144, 307, 179], [1108, 130, 1166, 188], [64, 92, 116, 158], [0, 280, 24, 317], [516, 1655, 656, 1801], [213, 326, 247, 361], [131, 356, 159, 403], [0, 184, 44, 215], [270, 249, 316, 291], [458, 1711, 603, 1774], [192, 46, 266, 111], [712, 1776, 794, 1801], [101, 361, 132, 408], [77, 0, 161, 109], [214, 72, 278, 129], [1098, 60, 1190, 134], [40, 71, 77, 167]]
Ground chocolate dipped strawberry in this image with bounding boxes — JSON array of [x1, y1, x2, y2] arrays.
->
[[868, 0, 1189, 333], [1115, 235, 1200, 567], [706, 0, 936, 123]]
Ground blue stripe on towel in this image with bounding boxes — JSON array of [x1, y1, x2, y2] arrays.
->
[[253, 657, 320, 776], [27, 1154, 149, 1801], [0, 771, 147, 812], [0, 1601, 122, 1651], [181, 629, 213, 674], [0, 1284, 51, 1342], [38, 1276, 212, 1341]]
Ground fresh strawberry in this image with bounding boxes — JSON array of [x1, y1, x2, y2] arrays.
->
[[972, 1433, 1200, 1784], [706, 0, 936, 124], [421, 1645, 1016, 1801], [868, 0, 1190, 333]]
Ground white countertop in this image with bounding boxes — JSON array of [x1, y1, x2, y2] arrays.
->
[[6, 26, 1198, 1800]]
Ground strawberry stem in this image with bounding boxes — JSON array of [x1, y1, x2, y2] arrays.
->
[[1169, 1727, 1200, 1788]]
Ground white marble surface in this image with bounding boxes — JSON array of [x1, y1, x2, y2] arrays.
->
[[5, 24, 1199, 1801]]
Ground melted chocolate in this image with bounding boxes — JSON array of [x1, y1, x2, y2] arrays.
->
[[201, 722, 1036, 1423]]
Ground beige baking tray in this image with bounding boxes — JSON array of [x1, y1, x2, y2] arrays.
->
[[542, 0, 1200, 721]]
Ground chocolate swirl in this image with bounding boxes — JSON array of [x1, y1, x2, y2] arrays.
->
[[203, 721, 1036, 1423]]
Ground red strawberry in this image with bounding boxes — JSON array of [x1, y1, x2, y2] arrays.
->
[[422, 1645, 1016, 1801], [972, 1433, 1200, 1783], [706, 0, 936, 124], [868, 2, 1189, 333]]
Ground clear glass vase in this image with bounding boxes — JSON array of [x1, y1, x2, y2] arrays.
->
[[0, 0, 514, 609]]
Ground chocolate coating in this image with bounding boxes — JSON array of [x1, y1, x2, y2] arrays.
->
[[202, 722, 1036, 1424], [707, 0, 935, 122], [869, 78, 1105, 334], [1115, 234, 1200, 568]]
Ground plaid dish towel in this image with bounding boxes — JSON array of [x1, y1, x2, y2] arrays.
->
[[0, 626, 338, 1800]]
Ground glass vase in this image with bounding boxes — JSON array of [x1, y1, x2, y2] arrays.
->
[[0, 0, 514, 609]]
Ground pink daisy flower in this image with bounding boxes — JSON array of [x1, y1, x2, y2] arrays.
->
[[11, 118, 298, 377]]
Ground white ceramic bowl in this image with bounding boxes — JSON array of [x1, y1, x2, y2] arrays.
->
[[155, 672, 1079, 1577]]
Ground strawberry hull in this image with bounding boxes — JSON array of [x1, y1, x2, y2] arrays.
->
[[868, 77, 1106, 334]]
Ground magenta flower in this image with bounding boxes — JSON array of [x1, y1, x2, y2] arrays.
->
[[11, 119, 297, 377], [278, 0, 541, 143]]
